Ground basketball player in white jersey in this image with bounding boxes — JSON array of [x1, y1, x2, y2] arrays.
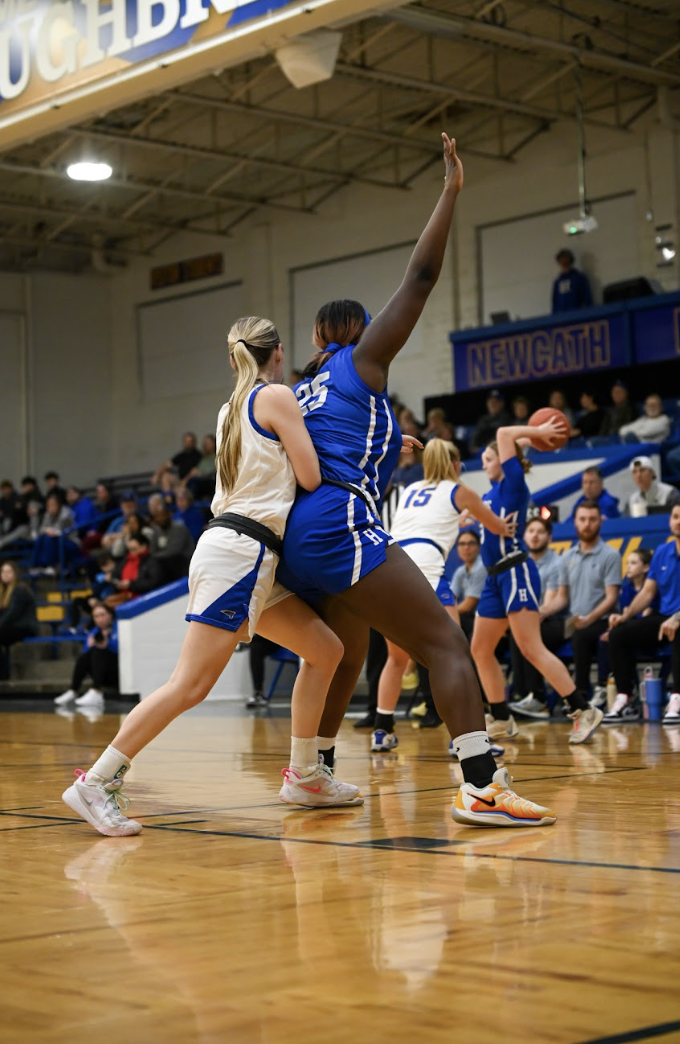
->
[[371, 439, 514, 752], [62, 316, 364, 837]]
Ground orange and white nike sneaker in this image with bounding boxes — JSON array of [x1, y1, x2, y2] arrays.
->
[[451, 768, 556, 827], [279, 763, 364, 808]]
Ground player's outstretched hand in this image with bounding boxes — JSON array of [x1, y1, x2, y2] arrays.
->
[[401, 435, 424, 454], [442, 134, 463, 193], [500, 518, 517, 539]]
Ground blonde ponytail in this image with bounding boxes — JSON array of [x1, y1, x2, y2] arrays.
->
[[423, 439, 459, 484], [218, 316, 280, 495]]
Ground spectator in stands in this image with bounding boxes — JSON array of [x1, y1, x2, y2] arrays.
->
[[20, 477, 44, 539], [551, 248, 592, 313], [109, 533, 165, 603], [55, 603, 119, 709], [29, 492, 79, 576], [572, 390, 605, 438], [470, 390, 512, 453], [548, 390, 575, 429], [108, 512, 151, 561], [174, 488, 205, 543], [65, 486, 97, 536], [619, 393, 671, 443], [542, 500, 621, 698], [44, 471, 66, 503], [607, 505, 680, 724], [0, 561, 39, 680], [511, 396, 530, 422], [147, 493, 194, 581], [68, 551, 117, 631], [571, 466, 620, 520], [511, 516, 567, 718], [152, 432, 202, 487], [628, 456, 680, 516], [181, 434, 217, 502], [422, 407, 450, 442], [81, 482, 120, 555], [0, 480, 29, 550], [601, 379, 635, 436], [101, 492, 139, 553], [450, 530, 486, 643]]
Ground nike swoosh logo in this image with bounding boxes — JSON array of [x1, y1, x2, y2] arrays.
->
[[81, 795, 93, 807], [473, 795, 496, 808], [299, 785, 322, 793]]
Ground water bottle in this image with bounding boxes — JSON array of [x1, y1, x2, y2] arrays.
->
[[606, 674, 617, 711], [642, 667, 663, 722]]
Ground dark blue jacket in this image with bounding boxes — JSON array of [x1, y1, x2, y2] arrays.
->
[[552, 268, 592, 313], [571, 489, 620, 520]]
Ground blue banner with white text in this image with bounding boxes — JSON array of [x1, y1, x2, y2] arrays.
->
[[451, 291, 680, 392]]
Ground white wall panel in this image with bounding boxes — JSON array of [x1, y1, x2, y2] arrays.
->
[[480, 193, 639, 323], [137, 282, 244, 402]]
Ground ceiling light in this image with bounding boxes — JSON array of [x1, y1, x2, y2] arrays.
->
[[67, 161, 112, 182], [662, 246, 676, 261]]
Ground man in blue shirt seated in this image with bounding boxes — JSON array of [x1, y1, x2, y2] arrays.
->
[[552, 248, 593, 313], [571, 466, 620, 521], [607, 503, 680, 724]]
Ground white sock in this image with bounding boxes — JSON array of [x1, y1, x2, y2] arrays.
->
[[85, 745, 131, 785], [290, 737, 318, 777], [452, 731, 491, 762], [316, 735, 337, 751], [376, 707, 394, 716]]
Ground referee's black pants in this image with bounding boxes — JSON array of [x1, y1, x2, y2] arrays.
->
[[608, 614, 680, 696]]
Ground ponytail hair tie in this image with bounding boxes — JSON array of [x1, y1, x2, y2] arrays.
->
[[317, 308, 372, 355]]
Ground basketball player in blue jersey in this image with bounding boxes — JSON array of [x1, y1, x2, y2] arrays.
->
[[470, 423, 604, 746], [278, 136, 557, 827]]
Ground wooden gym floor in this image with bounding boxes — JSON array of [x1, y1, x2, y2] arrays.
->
[[1, 702, 680, 1044]]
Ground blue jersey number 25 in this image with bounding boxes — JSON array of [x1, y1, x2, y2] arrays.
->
[[296, 372, 331, 416]]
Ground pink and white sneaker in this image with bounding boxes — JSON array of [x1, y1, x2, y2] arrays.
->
[[62, 770, 142, 837], [279, 763, 364, 808]]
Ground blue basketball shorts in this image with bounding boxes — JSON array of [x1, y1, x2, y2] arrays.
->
[[477, 558, 541, 619], [186, 528, 290, 638], [278, 485, 393, 604]]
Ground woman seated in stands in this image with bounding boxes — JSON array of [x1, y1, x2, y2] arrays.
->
[[183, 433, 217, 501], [0, 562, 39, 680], [55, 603, 119, 709], [29, 492, 79, 576], [108, 533, 165, 605]]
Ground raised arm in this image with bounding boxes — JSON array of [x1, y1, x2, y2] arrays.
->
[[352, 134, 463, 392], [496, 420, 566, 463], [255, 385, 321, 492], [454, 485, 515, 538]]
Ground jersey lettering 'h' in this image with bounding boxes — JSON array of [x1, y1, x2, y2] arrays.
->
[[295, 347, 402, 507]]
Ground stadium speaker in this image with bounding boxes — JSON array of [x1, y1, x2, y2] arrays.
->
[[602, 277, 655, 303], [275, 30, 342, 89]]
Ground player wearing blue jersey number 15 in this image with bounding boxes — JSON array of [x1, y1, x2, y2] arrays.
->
[[470, 423, 604, 747], [278, 136, 556, 827]]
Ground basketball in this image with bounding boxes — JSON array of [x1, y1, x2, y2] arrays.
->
[[528, 407, 570, 450]]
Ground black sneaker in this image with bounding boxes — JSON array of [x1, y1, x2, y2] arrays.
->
[[602, 694, 640, 723], [418, 709, 443, 728], [353, 712, 376, 729]]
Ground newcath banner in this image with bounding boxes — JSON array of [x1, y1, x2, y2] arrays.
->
[[451, 312, 629, 392], [0, 0, 398, 146]]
